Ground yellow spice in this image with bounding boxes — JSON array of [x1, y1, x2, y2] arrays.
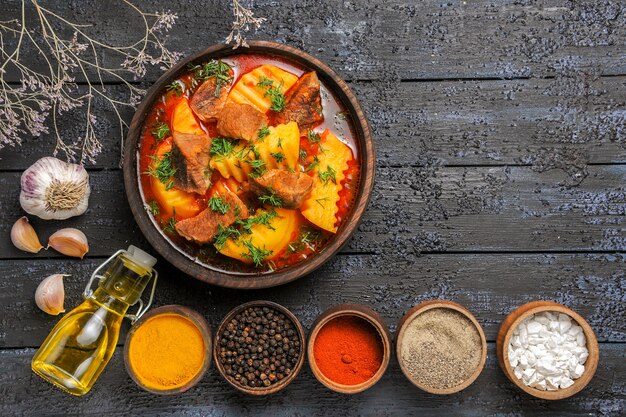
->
[[128, 314, 205, 390]]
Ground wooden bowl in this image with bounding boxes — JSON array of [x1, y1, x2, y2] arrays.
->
[[124, 305, 212, 395], [396, 300, 487, 395], [307, 304, 392, 394], [496, 300, 599, 400], [213, 300, 306, 395], [123, 41, 375, 289]]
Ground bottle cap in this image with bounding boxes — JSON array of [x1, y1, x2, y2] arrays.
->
[[126, 245, 157, 270]]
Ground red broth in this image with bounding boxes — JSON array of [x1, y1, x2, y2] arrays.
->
[[138, 53, 360, 273]]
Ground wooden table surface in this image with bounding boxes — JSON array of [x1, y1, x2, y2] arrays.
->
[[1, 0, 624, 415]]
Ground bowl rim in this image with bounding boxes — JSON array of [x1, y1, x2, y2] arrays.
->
[[395, 300, 488, 395], [123, 304, 212, 395], [497, 301, 599, 400], [123, 41, 375, 289], [212, 300, 306, 395], [306, 303, 392, 394]]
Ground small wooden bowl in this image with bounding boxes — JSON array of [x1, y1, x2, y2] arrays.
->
[[396, 300, 487, 395], [496, 300, 599, 400], [307, 304, 392, 394], [213, 301, 306, 395], [124, 305, 212, 395]]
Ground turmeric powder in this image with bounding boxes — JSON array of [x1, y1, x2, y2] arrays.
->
[[128, 313, 205, 390]]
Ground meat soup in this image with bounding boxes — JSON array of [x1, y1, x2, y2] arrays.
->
[[139, 54, 360, 273]]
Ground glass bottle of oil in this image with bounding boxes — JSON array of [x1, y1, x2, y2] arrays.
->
[[32, 245, 158, 396]]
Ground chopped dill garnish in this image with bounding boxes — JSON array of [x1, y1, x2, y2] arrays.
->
[[287, 228, 322, 253], [147, 200, 160, 215], [208, 196, 230, 214], [241, 239, 273, 267], [152, 122, 171, 140], [188, 60, 232, 97], [237, 209, 278, 233], [247, 158, 267, 178], [305, 155, 320, 173], [167, 81, 183, 96], [318, 165, 337, 184], [315, 197, 329, 208], [277, 137, 283, 148], [336, 111, 348, 120], [211, 137, 236, 157], [146, 151, 177, 190], [307, 130, 321, 143], [299, 149, 308, 161], [258, 187, 282, 207], [256, 76, 286, 112], [214, 224, 241, 249], [257, 126, 270, 140], [163, 216, 177, 233], [270, 151, 285, 163]]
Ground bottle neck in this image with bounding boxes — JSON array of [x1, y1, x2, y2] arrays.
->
[[97, 255, 152, 306]]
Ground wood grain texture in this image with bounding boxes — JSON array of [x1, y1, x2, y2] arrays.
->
[[2, 0, 625, 82], [1, 164, 623, 259], [1, 253, 623, 349], [0, 344, 623, 416], [2, 74, 625, 169]]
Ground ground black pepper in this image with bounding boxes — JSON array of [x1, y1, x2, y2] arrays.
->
[[218, 305, 301, 389]]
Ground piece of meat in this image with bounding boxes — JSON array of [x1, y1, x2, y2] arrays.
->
[[175, 191, 249, 244], [248, 169, 314, 209], [274, 72, 324, 135], [190, 78, 230, 122], [171, 132, 212, 195], [216, 103, 268, 141]]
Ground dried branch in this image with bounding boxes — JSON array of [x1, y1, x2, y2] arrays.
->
[[0, 0, 181, 164], [226, 0, 266, 49]]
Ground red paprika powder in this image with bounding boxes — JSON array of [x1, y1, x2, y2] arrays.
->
[[313, 315, 384, 385]]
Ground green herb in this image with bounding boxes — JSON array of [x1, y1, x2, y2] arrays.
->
[[188, 60, 232, 97], [152, 122, 171, 140], [208, 196, 230, 214], [237, 209, 278, 233], [270, 151, 285, 163], [247, 159, 267, 178], [336, 111, 348, 120], [167, 81, 183, 96], [241, 239, 273, 267], [211, 137, 236, 157], [163, 216, 177, 233], [305, 155, 320, 173], [214, 224, 241, 249], [287, 228, 322, 253], [147, 200, 160, 215], [258, 188, 282, 207], [257, 126, 270, 140], [307, 130, 321, 143], [277, 137, 283, 148], [318, 165, 337, 184], [315, 197, 329, 208], [146, 151, 177, 190], [299, 149, 308, 161], [256, 76, 286, 112]]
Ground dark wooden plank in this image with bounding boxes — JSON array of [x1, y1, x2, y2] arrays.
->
[[2, 0, 625, 83], [1, 253, 622, 348], [1, 165, 624, 259], [0, 344, 623, 416], [1, 75, 625, 170]]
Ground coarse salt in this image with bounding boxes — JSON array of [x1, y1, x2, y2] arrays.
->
[[508, 311, 588, 391]]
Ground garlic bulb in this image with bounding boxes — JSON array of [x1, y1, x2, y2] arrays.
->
[[48, 228, 89, 258], [20, 157, 90, 220], [11, 216, 43, 253], [35, 274, 67, 315]]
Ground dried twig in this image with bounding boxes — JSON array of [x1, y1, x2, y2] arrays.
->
[[225, 0, 266, 49], [0, 0, 181, 164]]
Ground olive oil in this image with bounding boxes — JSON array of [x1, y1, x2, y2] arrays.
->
[[32, 246, 158, 396]]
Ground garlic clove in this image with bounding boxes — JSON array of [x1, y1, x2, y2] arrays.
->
[[20, 157, 91, 220], [48, 228, 89, 258], [35, 274, 68, 315], [11, 216, 44, 253]]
